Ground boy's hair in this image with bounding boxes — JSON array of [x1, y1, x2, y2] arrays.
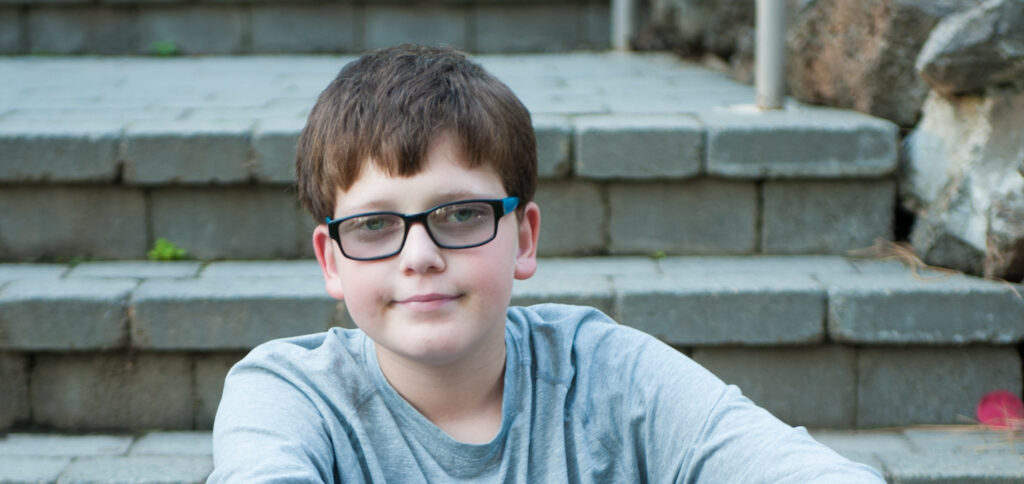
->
[[296, 44, 537, 222]]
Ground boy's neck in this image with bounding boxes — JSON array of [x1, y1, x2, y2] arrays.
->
[[375, 338, 507, 444]]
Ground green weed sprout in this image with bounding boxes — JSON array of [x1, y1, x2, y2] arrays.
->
[[150, 41, 180, 57], [148, 238, 187, 261]]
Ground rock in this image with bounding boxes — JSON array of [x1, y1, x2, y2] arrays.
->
[[786, 0, 976, 127], [644, 0, 754, 58], [638, 0, 809, 83], [901, 87, 1024, 281], [916, 0, 1024, 96]]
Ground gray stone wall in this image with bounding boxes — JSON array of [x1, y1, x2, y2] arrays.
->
[[0, 0, 610, 55]]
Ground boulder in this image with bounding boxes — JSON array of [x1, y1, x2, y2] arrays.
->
[[901, 87, 1024, 281], [786, 0, 976, 127], [638, 0, 808, 84], [916, 0, 1024, 96], [644, 0, 754, 57]]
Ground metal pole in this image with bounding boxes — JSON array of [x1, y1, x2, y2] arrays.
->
[[612, 0, 633, 51], [756, 0, 786, 109]]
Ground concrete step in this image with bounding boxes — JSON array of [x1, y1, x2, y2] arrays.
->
[[0, 0, 610, 55], [1, 427, 1022, 483], [0, 53, 899, 261], [1, 256, 1022, 433]]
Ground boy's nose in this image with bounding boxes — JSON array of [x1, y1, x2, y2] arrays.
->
[[399, 223, 446, 274]]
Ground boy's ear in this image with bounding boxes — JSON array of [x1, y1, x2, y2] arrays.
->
[[313, 224, 346, 300], [513, 201, 541, 280]]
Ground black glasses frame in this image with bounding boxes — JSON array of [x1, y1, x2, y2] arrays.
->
[[326, 197, 519, 261]]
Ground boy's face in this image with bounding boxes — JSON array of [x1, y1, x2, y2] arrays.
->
[[313, 136, 540, 368]]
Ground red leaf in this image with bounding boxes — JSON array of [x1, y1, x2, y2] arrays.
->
[[977, 390, 1024, 429]]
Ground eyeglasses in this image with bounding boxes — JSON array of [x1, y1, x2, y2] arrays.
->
[[326, 197, 519, 261]]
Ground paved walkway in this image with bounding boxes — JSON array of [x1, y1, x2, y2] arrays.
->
[[0, 52, 756, 126], [1, 427, 1022, 483]]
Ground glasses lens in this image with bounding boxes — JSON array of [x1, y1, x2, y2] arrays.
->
[[337, 214, 405, 259], [427, 201, 497, 248]]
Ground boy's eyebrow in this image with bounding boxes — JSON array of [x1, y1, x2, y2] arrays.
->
[[340, 190, 506, 215]]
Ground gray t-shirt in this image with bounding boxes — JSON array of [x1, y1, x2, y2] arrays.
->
[[209, 303, 884, 483]]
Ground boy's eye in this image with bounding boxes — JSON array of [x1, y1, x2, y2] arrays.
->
[[348, 215, 397, 232], [433, 204, 487, 224]]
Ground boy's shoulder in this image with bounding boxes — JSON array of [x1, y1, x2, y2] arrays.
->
[[508, 303, 699, 381], [230, 328, 372, 393], [508, 302, 658, 352]]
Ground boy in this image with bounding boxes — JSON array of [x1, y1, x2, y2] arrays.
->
[[209, 44, 884, 482]]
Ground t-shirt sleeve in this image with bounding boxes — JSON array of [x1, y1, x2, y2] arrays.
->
[[207, 346, 337, 484], [588, 325, 885, 483], [676, 383, 885, 483]]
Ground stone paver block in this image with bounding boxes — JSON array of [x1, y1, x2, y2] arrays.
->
[[810, 429, 911, 471], [702, 105, 898, 178], [0, 278, 135, 350], [129, 431, 213, 456], [533, 181, 605, 256], [608, 181, 757, 255], [0, 353, 29, 429], [251, 4, 356, 53], [693, 346, 857, 428], [122, 119, 252, 184], [0, 186, 147, 261], [821, 273, 1024, 344], [0, 119, 121, 182], [573, 115, 703, 179], [0, 9, 20, 55], [847, 258, 924, 274], [137, 6, 243, 54], [27, 6, 136, 55], [762, 180, 895, 254], [31, 353, 193, 430], [66, 261, 202, 279], [857, 347, 1022, 427], [252, 117, 304, 183], [0, 456, 69, 483], [614, 273, 825, 345], [658, 255, 858, 275], [0, 264, 67, 284], [880, 449, 1024, 483], [364, 5, 467, 50], [475, 4, 581, 53], [59, 455, 212, 484], [536, 257, 659, 277], [298, 203, 318, 259], [533, 115, 572, 178], [150, 187, 300, 260], [131, 277, 335, 350], [201, 260, 322, 278], [902, 427, 1024, 455], [0, 434, 132, 457], [584, 2, 610, 49], [194, 353, 246, 429], [512, 274, 615, 317]]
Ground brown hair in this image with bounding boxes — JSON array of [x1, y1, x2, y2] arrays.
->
[[295, 44, 537, 222]]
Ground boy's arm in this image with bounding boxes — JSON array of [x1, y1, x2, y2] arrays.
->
[[672, 384, 885, 483], [628, 339, 884, 483], [207, 355, 337, 484]]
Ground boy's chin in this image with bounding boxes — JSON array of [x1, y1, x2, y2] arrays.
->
[[380, 329, 499, 368]]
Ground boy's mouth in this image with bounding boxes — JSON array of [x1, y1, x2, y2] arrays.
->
[[393, 293, 462, 311]]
